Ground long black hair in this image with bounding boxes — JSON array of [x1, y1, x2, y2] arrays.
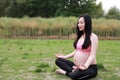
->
[[74, 14, 92, 49]]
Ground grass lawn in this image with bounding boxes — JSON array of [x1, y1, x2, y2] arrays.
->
[[0, 39, 120, 80]]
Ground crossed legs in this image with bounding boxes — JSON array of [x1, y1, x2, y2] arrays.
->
[[55, 58, 98, 80]]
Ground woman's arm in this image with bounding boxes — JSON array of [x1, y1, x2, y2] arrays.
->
[[55, 50, 76, 59], [82, 34, 98, 69], [64, 50, 76, 59]]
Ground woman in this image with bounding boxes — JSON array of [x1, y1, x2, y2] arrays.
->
[[55, 14, 98, 80]]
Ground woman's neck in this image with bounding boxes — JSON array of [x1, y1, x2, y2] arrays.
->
[[82, 33, 86, 39]]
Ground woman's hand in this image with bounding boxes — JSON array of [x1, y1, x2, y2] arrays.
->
[[55, 54, 65, 59], [72, 66, 78, 72], [79, 65, 87, 70]]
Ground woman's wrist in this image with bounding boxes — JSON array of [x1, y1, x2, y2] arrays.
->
[[64, 56, 68, 59], [82, 65, 87, 69], [79, 65, 87, 70]]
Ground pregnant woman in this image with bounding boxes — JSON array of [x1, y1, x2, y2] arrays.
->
[[55, 14, 98, 80]]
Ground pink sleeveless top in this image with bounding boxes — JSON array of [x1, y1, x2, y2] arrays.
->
[[76, 39, 91, 53]]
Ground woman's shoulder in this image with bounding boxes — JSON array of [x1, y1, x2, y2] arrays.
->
[[91, 33, 98, 41]]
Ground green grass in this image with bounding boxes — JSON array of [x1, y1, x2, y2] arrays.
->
[[0, 39, 120, 80]]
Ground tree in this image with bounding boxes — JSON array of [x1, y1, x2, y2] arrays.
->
[[105, 6, 120, 20], [92, 2, 104, 18], [55, 0, 104, 18], [0, 0, 27, 18], [0, 0, 104, 18], [0, 0, 11, 17], [25, 0, 59, 17], [6, 0, 27, 18], [25, 0, 104, 18]]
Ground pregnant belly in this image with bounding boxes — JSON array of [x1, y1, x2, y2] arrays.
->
[[73, 50, 90, 66]]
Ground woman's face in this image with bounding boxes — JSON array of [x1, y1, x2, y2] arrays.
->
[[78, 17, 85, 31]]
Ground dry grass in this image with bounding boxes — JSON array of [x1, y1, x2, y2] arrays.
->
[[0, 17, 120, 38]]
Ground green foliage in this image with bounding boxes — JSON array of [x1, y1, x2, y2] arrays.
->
[[93, 2, 104, 18], [25, 0, 59, 17], [0, 0, 104, 18], [0, 0, 26, 18], [6, 0, 27, 18], [56, 0, 104, 17], [0, 0, 11, 16], [105, 6, 120, 20]]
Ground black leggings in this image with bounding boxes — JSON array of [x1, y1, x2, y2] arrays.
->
[[55, 58, 98, 80]]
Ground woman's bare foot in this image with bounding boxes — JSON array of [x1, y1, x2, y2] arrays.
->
[[55, 69, 66, 75]]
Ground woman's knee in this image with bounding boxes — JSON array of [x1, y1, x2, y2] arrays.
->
[[55, 58, 63, 65]]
